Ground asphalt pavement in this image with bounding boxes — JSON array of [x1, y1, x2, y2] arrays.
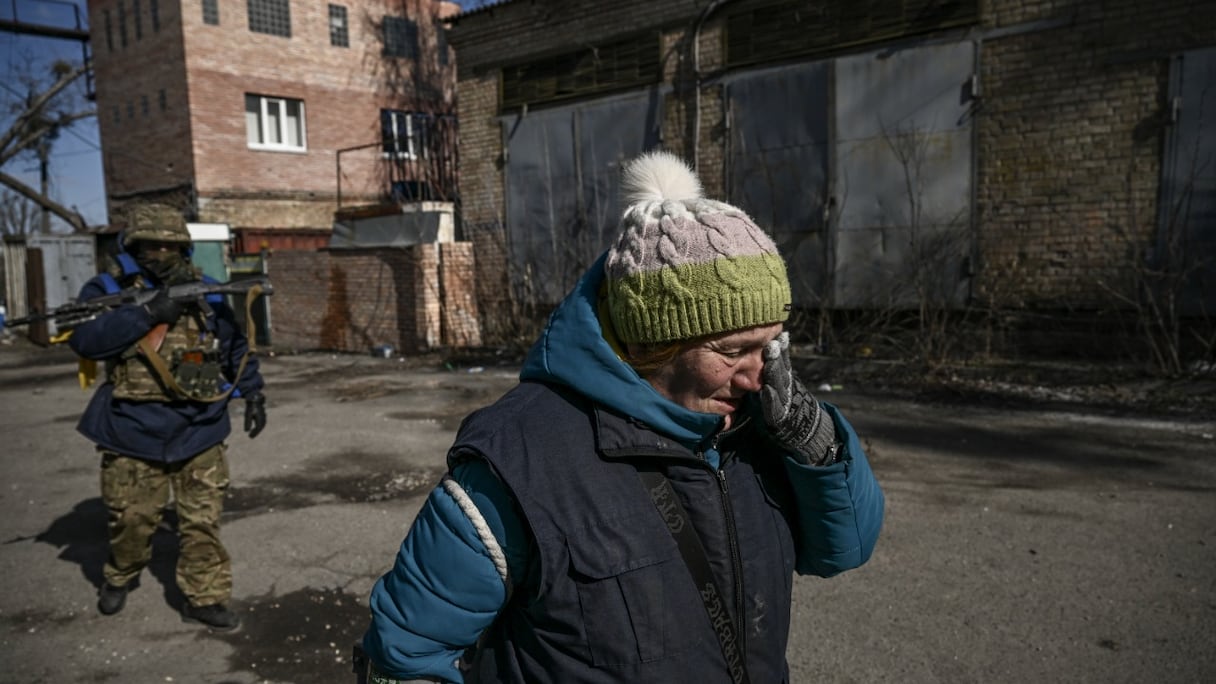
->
[[1, 334, 1213, 683]]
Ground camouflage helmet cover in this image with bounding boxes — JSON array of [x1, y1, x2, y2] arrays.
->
[[122, 203, 192, 246]]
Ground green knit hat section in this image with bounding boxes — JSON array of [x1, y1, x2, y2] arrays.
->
[[608, 252, 791, 344]]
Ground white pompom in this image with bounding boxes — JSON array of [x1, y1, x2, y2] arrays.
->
[[621, 151, 703, 204]]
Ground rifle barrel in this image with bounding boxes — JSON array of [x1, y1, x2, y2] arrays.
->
[[3, 276, 272, 328]]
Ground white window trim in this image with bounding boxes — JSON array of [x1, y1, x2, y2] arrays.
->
[[382, 111, 418, 161], [247, 95, 307, 153]]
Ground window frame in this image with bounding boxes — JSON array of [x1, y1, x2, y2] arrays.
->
[[118, 0, 128, 47], [246, 94, 308, 153], [382, 15, 418, 59], [380, 109, 426, 161], [202, 0, 219, 26], [248, 0, 292, 38], [329, 4, 349, 48]]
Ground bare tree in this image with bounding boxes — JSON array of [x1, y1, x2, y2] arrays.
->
[[0, 189, 39, 235], [0, 59, 94, 232], [1098, 159, 1216, 377]]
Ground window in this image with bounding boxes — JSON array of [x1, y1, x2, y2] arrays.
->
[[329, 4, 349, 47], [202, 0, 219, 26], [158, 89, 167, 111], [104, 10, 113, 51], [140, 94, 149, 116], [118, 1, 128, 47], [133, 0, 142, 40], [150, 0, 159, 32], [112, 106, 120, 124], [246, 94, 306, 151], [381, 110, 427, 160], [248, 0, 291, 38], [382, 16, 417, 58], [434, 19, 448, 66], [126, 101, 135, 119]]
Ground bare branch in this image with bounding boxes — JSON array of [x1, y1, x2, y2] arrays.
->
[[0, 170, 87, 232], [0, 62, 91, 159]]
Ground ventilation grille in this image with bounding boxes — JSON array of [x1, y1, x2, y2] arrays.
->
[[501, 33, 660, 111], [726, 0, 979, 67]]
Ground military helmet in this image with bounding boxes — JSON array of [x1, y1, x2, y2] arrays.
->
[[122, 203, 192, 247]]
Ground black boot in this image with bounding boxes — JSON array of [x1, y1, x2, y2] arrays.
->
[[181, 602, 240, 631], [97, 581, 132, 615]]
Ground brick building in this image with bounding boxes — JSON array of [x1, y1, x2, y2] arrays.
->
[[85, 0, 484, 354], [87, 0, 460, 252], [448, 0, 1216, 353]]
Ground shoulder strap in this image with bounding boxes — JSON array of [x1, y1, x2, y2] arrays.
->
[[637, 469, 751, 684], [98, 272, 122, 295], [114, 252, 141, 278], [200, 274, 225, 305], [134, 280, 265, 403]]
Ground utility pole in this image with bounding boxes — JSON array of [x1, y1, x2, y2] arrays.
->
[[38, 139, 51, 233]]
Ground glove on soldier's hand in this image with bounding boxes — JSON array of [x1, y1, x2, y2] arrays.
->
[[244, 392, 267, 439], [143, 289, 181, 325], [760, 332, 839, 466]]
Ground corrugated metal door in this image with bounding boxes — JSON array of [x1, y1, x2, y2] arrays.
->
[[727, 41, 975, 309], [28, 235, 97, 336], [1159, 47, 1216, 316], [502, 90, 661, 302], [726, 62, 832, 307], [832, 41, 974, 309]]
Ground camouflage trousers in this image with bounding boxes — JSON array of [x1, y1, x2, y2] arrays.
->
[[99, 443, 232, 607]]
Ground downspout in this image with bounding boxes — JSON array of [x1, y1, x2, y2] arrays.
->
[[967, 39, 982, 307], [690, 0, 740, 173]]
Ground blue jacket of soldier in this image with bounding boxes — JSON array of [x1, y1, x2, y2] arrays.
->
[[362, 256, 885, 683], [69, 268, 264, 464]]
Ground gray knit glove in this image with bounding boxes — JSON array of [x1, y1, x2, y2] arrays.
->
[[760, 332, 840, 465]]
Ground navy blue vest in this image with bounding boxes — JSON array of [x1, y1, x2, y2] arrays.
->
[[451, 381, 797, 684]]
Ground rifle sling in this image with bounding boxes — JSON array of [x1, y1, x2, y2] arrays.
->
[[637, 469, 752, 684], [136, 283, 264, 403]]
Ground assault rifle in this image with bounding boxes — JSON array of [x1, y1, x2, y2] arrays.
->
[[3, 275, 273, 333]]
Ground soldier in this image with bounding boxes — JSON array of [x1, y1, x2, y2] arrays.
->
[[69, 203, 267, 631]]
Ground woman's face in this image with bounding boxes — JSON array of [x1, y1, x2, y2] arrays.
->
[[640, 323, 783, 430]]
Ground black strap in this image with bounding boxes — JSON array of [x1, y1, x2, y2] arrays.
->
[[638, 469, 751, 684]]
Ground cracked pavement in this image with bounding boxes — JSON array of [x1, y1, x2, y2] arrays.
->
[[1, 337, 1213, 683]]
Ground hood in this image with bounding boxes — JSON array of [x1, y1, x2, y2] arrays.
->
[[520, 252, 723, 450]]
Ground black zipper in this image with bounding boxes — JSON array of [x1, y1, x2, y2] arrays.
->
[[710, 437, 747, 672]]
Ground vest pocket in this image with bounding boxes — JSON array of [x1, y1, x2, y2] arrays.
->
[[566, 519, 696, 666]]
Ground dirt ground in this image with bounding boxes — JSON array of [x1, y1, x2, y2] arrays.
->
[[1, 332, 1213, 684]]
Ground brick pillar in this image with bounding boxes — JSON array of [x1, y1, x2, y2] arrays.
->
[[440, 242, 482, 348]]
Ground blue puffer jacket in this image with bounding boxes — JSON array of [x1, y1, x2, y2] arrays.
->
[[363, 253, 884, 683], [69, 272, 264, 463]]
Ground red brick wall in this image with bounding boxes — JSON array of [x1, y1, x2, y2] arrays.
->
[[89, 0, 195, 204], [88, 0, 456, 230], [440, 242, 481, 347], [268, 243, 478, 353]]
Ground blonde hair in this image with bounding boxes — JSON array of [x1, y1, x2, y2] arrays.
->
[[623, 340, 688, 376]]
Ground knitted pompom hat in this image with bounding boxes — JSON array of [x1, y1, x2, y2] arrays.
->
[[604, 151, 791, 345]]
